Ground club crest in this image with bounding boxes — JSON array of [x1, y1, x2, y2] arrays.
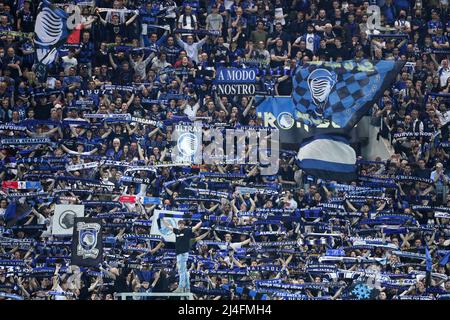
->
[[177, 132, 199, 157], [307, 68, 337, 115], [59, 210, 76, 229], [77, 222, 100, 259]]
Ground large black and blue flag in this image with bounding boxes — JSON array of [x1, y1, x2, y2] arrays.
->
[[71, 217, 103, 267], [34, 0, 70, 81], [256, 60, 405, 181], [4, 200, 32, 228]]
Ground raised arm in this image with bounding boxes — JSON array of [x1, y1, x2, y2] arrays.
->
[[175, 33, 186, 49], [149, 241, 165, 254], [125, 11, 139, 27], [109, 52, 118, 70], [192, 221, 202, 232], [96, 9, 107, 26]]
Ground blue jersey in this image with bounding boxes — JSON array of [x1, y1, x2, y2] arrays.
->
[[78, 42, 95, 64], [428, 20, 443, 32], [432, 35, 448, 46]]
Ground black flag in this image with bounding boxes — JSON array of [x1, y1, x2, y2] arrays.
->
[[71, 217, 103, 267]]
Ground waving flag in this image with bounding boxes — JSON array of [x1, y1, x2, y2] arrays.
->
[[296, 135, 357, 181], [256, 60, 405, 182], [34, 0, 69, 67], [4, 200, 32, 228], [292, 60, 405, 129], [150, 210, 183, 242], [2, 181, 42, 190], [425, 245, 432, 287]]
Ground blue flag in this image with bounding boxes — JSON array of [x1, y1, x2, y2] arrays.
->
[[291, 60, 406, 129], [439, 251, 450, 266], [4, 201, 32, 228], [425, 245, 432, 287], [34, 0, 69, 65], [425, 246, 432, 272], [257, 60, 405, 130], [256, 60, 405, 182]]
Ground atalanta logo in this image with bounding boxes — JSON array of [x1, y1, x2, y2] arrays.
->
[[277, 112, 295, 130], [177, 132, 199, 157], [58, 210, 76, 229], [307, 68, 337, 116], [77, 222, 100, 259]]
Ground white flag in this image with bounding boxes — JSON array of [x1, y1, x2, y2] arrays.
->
[[150, 210, 182, 242], [52, 205, 85, 236]]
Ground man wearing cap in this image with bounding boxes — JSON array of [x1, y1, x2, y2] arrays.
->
[[162, 219, 202, 293]]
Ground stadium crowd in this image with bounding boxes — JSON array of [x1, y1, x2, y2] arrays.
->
[[0, 0, 449, 300]]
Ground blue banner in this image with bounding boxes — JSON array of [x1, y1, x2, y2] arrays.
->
[[214, 68, 257, 84], [257, 60, 405, 130]]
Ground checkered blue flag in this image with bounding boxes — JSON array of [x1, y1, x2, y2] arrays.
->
[[292, 60, 405, 130]]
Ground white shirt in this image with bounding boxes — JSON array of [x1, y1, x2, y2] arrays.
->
[[430, 169, 448, 183], [394, 19, 410, 31], [61, 56, 78, 74], [178, 14, 197, 29], [438, 66, 450, 87], [130, 55, 153, 80], [151, 57, 171, 73], [183, 103, 199, 119], [176, 37, 206, 63], [305, 33, 315, 52]]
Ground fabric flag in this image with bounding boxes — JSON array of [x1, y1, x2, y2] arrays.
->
[[52, 204, 85, 236], [67, 24, 82, 44], [4, 200, 32, 228], [71, 217, 103, 267], [67, 3, 83, 45], [439, 251, 450, 266], [256, 60, 405, 182], [297, 135, 356, 181], [291, 60, 406, 129], [34, 0, 69, 81], [2, 181, 42, 190], [150, 210, 183, 242], [347, 282, 379, 300], [425, 245, 432, 288]]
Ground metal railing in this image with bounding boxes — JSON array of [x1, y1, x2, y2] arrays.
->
[[115, 292, 194, 300]]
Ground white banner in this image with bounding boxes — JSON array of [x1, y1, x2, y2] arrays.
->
[[52, 205, 85, 236], [150, 209, 182, 243], [66, 162, 99, 172]]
